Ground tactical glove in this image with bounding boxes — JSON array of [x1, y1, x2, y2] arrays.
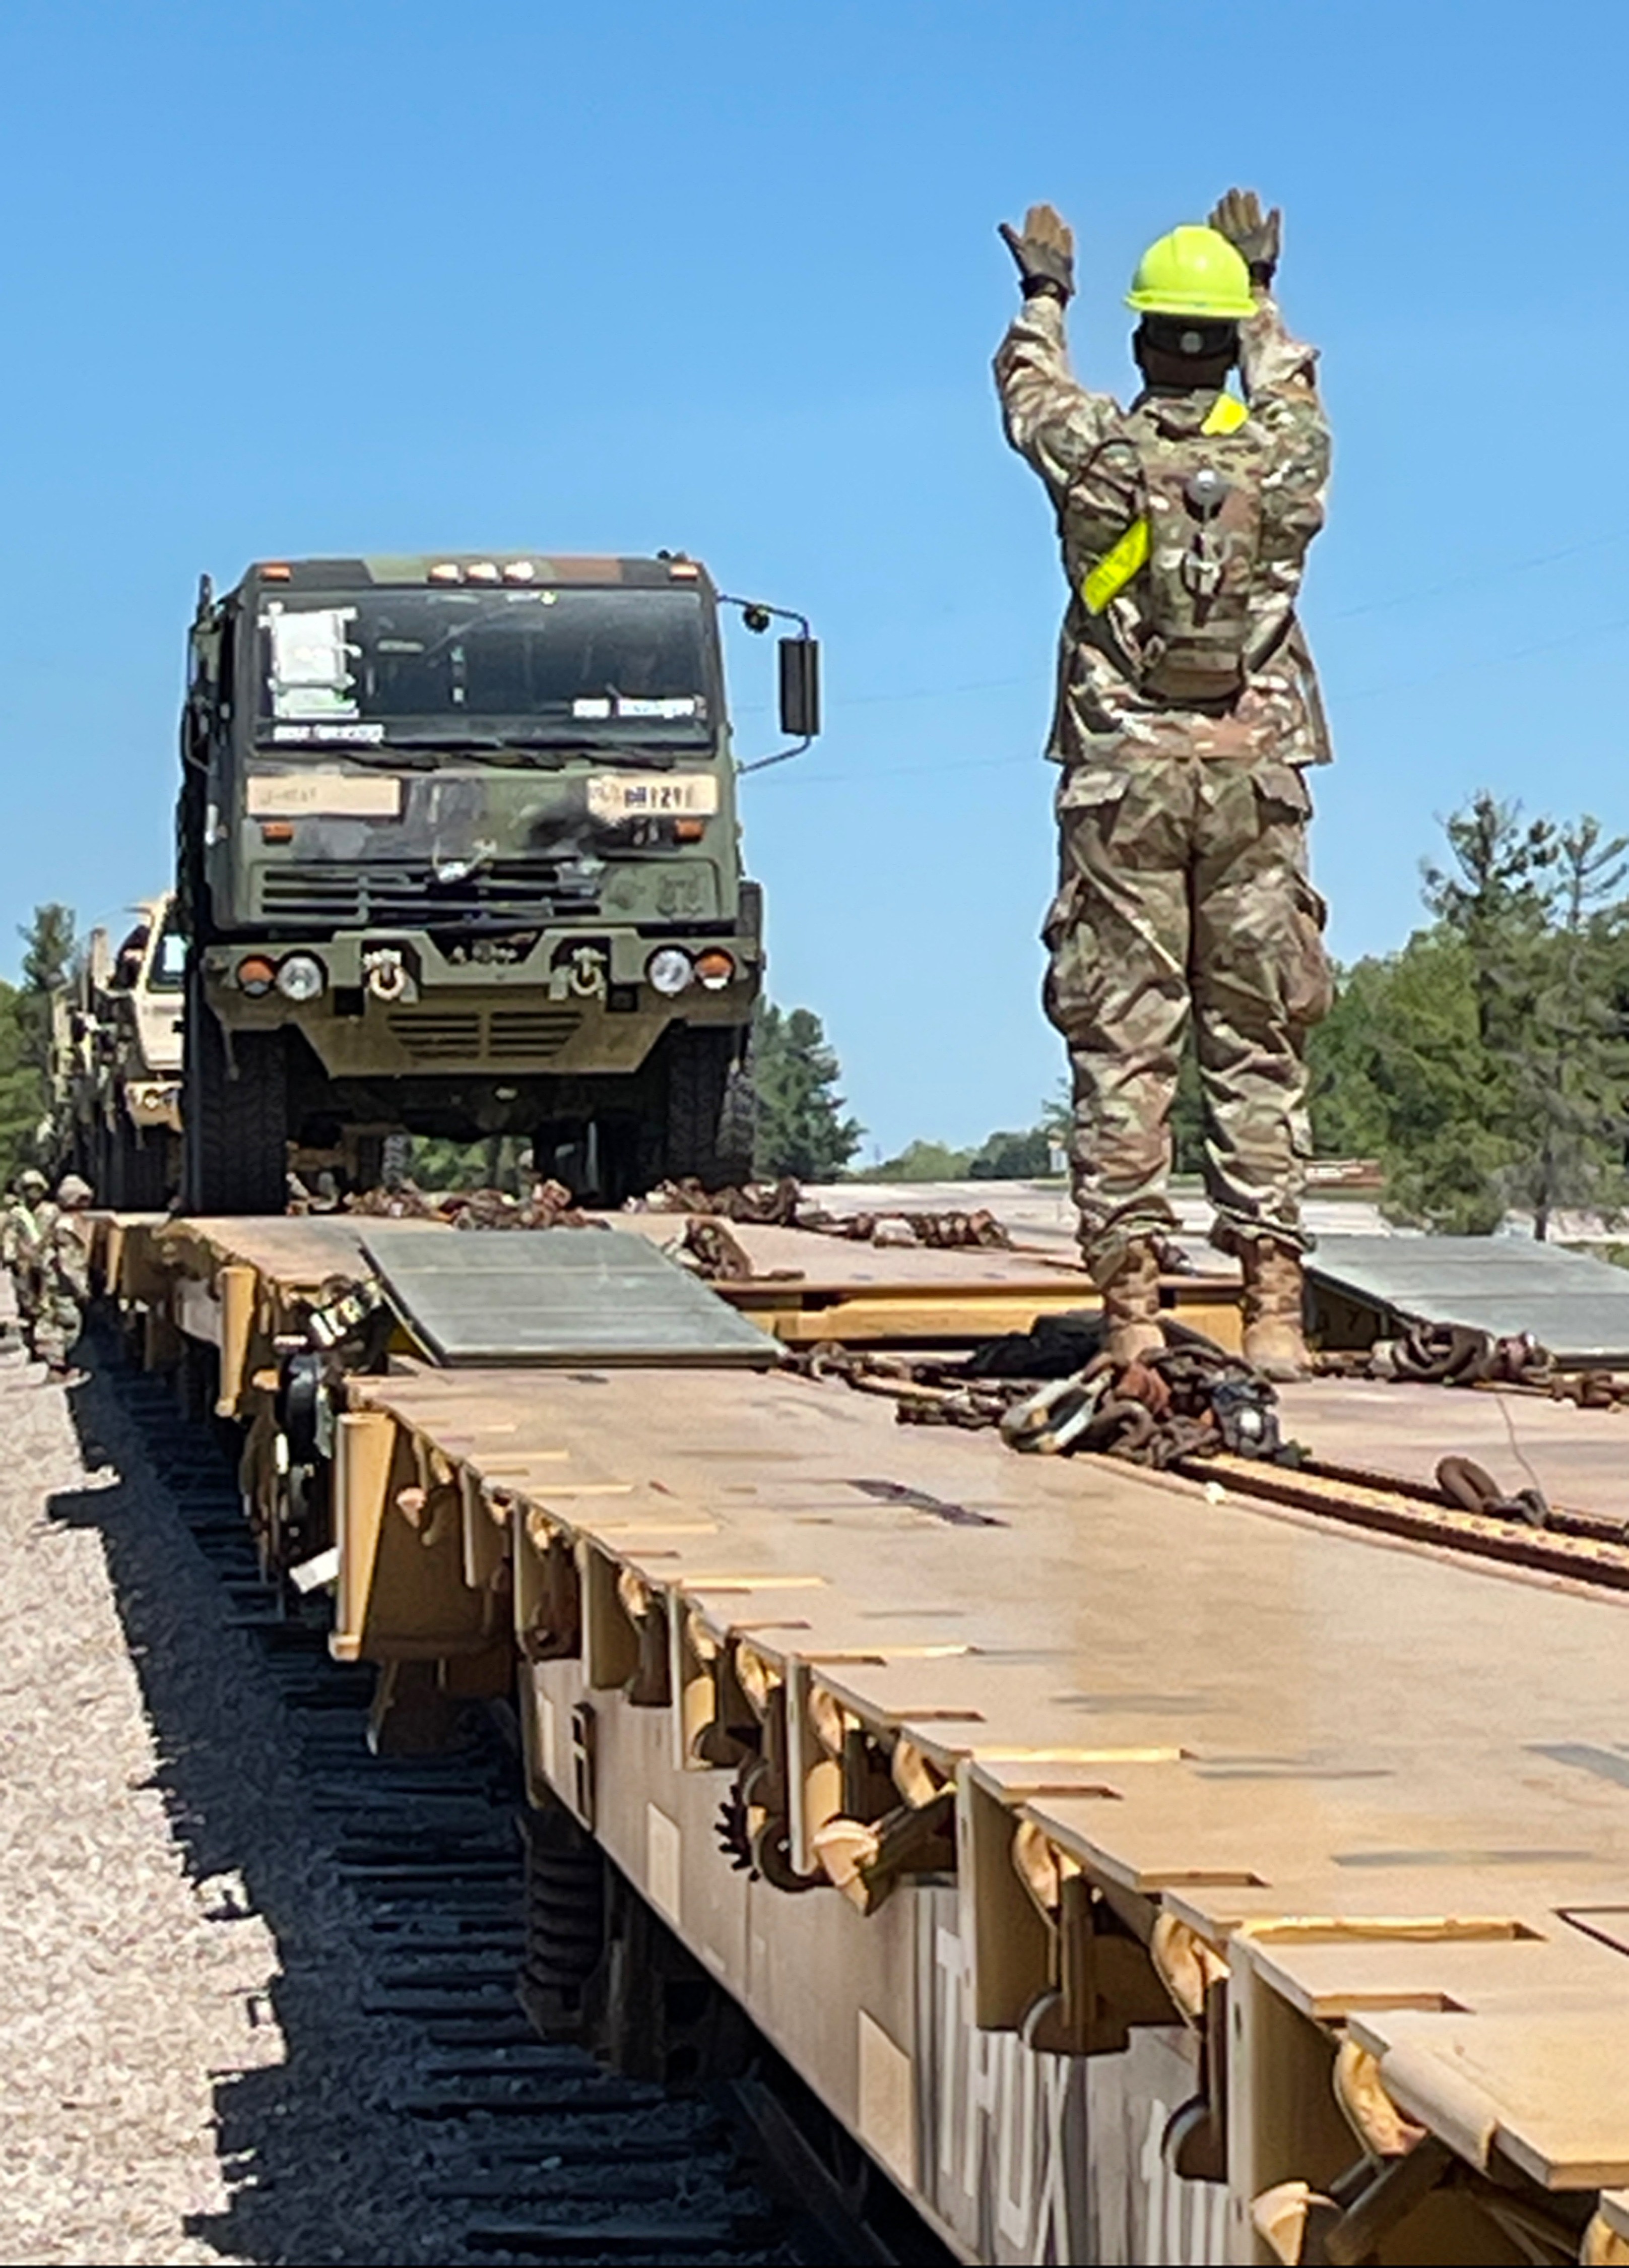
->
[[999, 204, 1075, 302], [1207, 187, 1281, 288]]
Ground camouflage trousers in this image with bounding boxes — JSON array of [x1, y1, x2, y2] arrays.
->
[[1044, 752, 1332, 1282]]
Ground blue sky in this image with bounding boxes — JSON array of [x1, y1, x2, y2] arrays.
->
[[3, 0, 1626, 1157]]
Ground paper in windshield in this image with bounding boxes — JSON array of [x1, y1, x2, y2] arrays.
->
[[265, 605, 359, 720]]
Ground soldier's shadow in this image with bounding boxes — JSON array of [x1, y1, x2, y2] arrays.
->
[[48, 1349, 441, 2268]]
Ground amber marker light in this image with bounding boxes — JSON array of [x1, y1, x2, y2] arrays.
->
[[673, 816, 707, 842], [236, 956, 277, 996], [694, 950, 735, 991], [260, 821, 295, 843], [260, 562, 292, 581]]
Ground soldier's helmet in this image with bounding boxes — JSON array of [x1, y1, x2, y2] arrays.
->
[[16, 1168, 48, 1198], [1126, 225, 1256, 320], [56, 1174, 93, 1208]]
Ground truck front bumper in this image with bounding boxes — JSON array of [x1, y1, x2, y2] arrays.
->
[[200, 925, 760, 1078]]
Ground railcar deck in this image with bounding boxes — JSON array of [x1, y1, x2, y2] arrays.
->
[[99, 1206, 1629, 2265]]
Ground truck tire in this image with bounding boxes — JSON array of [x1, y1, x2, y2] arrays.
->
[[660, 1027, 754, 1191], [183, 972, 289, 1215], [111, 1112, 172, 1212]]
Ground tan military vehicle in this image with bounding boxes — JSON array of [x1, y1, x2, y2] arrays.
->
[[53, 894, 185, 1208]]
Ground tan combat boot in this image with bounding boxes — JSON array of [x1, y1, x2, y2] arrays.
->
[[1241, 1237, 1310, 1381], [1098, 1238, 1165, 1366]]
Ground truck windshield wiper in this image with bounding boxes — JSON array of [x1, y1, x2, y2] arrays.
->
[[387, 729, 509, 747], [498, 734, 684, 770], [384, 732, 567, 767], [257, 743, 437, 771]]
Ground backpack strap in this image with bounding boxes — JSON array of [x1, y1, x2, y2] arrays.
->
[[1082, 516, 1151, 615], [1201, 392, 1250, 436]]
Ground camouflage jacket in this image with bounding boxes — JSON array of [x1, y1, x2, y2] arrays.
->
[[995, 290, 1332, 769], [1, 1199, 50, 1275], [43, 1213, 91, 1301]]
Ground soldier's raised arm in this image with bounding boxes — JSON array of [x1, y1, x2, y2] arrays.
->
[[1208, 188, 1331, 684], [993, 204, 1121, 503], [1208, 188, 1329, 484]]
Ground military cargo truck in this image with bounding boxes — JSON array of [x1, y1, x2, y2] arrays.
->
[[178, 552, 818, 1214], [53, 894, 186, 1209]]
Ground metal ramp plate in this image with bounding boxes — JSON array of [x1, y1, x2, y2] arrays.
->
[[359, 1224, 778, 1368], [1309, 1235, 1629, 1363]]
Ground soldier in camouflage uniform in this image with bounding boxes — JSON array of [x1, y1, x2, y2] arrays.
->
[[1, 1167, 51, 1275], [995, 189, 1332, 1376], [3, 1167, 54, 1356], [26, 1173, 91, 1375]]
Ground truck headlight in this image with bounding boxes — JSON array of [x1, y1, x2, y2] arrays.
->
[[646, 948, 694, 996], [276, 953, 326, 1003]]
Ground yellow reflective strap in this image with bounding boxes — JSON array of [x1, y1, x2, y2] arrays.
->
[[1202, 392, 1250, 435], [1082, 516, 1149, 615]]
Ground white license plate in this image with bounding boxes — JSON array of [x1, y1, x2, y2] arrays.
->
[[246, 772, 402, 817], [587, 773, 720, 822]]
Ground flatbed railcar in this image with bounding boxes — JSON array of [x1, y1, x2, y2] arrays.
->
[[93, 1206, 1629, 2267]]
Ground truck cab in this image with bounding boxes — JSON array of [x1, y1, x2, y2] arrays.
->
[[178, 551, 816, 1213]]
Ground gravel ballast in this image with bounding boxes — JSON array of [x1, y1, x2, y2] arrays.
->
[[0, 1365, 280, 2262], [0, 1336, 804, 2268], [0, 1348, 470, 2267]]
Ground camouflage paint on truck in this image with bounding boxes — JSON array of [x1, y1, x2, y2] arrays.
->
[[179, 552, 812, 1212]]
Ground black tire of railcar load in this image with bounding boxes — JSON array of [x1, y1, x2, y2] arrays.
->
[[182, 967, 289, 1215], [659, 1024, 755, 1190], [111, 1110, 172, 1211]]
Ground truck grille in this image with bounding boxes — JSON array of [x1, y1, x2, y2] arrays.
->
[[259, 860, 601, 926], [385, 1012, 481, 1062], [489, 1011, 584, 1059], [387, 1009, 582, 1064]]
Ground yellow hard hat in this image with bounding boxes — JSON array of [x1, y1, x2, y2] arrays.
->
[[1126, 225, 1256, 321]]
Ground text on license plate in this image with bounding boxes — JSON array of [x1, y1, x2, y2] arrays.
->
[[587, 773, 720, 822]]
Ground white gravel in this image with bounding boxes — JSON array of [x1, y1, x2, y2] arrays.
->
[[0, 1311, 793, 2268], [0, 1342, 455, 2267], [0, 1366, 277, 2263]]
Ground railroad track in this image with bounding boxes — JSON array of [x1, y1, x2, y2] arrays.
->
[[93, 1337, 814, 2267]]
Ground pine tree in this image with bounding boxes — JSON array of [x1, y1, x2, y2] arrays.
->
[[1306, 796, 1629, 1235], [1513, 819, 1629, 1238], [0, 978, 43, 1186], [17, 903, 76, 1079], [2, 904, 79, 1180], [752, 1002, 863, 1181]]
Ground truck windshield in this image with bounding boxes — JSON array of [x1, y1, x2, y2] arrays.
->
[[255, 587, 715, 751], [150, 913, 187, 991]]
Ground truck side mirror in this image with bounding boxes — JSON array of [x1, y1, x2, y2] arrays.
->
[[778, 637, 821, 739]]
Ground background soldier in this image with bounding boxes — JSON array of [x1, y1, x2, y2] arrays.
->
[[2, 1167, 51, 1273], [3, 1166, 55, 1355], [29, 1172, 92, 1377], [994, 188, 1332, 1377]]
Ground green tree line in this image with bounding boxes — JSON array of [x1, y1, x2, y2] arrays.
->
[[1303, 793, 1629, 1234], [757, 794, 1629, 1235], [0, 904, 76, 1187]]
